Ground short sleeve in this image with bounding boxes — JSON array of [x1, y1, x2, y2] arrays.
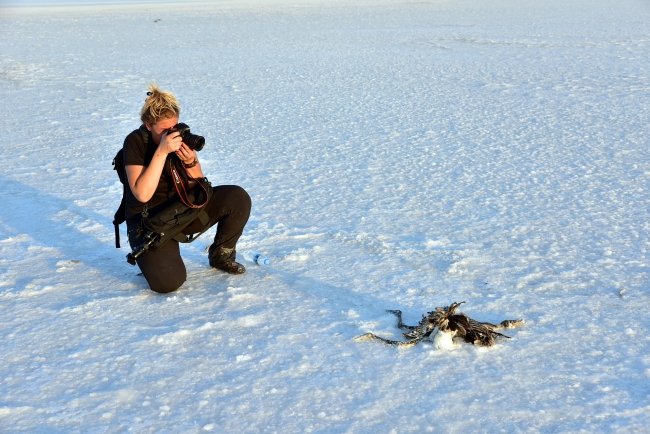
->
[[123, 129, 146, 167]]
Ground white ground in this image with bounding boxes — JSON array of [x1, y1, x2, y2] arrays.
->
[[1, 0, 649, 432]]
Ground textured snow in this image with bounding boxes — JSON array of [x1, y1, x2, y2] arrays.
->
[[1, 0, 649, 432]]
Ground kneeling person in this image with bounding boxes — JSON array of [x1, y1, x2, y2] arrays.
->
[[123, 84, 251, 293]]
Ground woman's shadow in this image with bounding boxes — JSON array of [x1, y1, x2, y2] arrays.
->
[[0, 174, 146, 306]]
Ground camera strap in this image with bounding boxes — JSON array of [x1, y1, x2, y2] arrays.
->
[[168, 156, 210, 209]]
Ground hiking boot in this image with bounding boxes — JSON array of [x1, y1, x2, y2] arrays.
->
[[208, 245, 246, 275]]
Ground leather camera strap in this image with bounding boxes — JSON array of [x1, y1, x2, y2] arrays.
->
[[168, 157, 210, 209]]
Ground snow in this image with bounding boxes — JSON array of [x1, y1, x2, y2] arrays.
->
[[1, 0, 649, 431]]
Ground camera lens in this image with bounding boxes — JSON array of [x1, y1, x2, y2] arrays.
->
[[185, 134, 205, 151], [175, 123, 205, 151]]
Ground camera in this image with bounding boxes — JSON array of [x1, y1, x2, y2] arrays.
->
[[171, 122, 205, 151], [126, 231, 159, 265]]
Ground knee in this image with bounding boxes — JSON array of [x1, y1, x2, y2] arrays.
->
[[233, 185, 251, 210], [147, 270, 186, 294], [224, 185, 251, 214], [150, 282, 182, 294]]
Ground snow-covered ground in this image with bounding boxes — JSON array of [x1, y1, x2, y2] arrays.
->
[[1, 0, 649, 431]]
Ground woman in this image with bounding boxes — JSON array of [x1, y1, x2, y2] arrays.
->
[[123, 84, 251, 293]]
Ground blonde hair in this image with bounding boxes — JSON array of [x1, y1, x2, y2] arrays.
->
[[140, 83, 180, 125]]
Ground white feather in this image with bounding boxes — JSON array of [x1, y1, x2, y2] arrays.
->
[[431, 328, 456, 350]]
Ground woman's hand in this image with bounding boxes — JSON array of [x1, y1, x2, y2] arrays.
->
[[175, 142, 197, 165], [176, 142, 204, 178], [158, 130, 184, 155]]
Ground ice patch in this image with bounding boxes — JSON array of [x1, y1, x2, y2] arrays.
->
[[154, 329, 192, 345], [56, 259, 81, 272], [235, 315, 264, 328], [196, 322, 216, 332], [425, 238, 449, 248], [0, 234, 33, 244], [19, 283, 57, 297], [228, 293, 261, 306], [0, 406, 32, 418], [283, 248, 311, 262]]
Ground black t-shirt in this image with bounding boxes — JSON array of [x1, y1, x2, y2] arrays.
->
[[123, 126, 177, 223]]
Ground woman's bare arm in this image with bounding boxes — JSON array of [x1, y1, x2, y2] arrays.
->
[[125, 130, 184, 203]]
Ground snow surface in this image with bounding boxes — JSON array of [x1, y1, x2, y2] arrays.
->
[[1, 0, 650, 431]]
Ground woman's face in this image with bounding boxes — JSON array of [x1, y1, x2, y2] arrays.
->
[[145, 117, 179, 145]]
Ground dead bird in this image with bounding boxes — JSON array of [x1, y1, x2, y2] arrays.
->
[[355, 301, 524, 349]]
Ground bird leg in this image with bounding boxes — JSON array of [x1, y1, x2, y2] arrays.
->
[[354, 332, 424, 348], [386, 309, 417, 331]]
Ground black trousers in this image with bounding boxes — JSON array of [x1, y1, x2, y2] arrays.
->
[[127, 185, 251, 293]]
